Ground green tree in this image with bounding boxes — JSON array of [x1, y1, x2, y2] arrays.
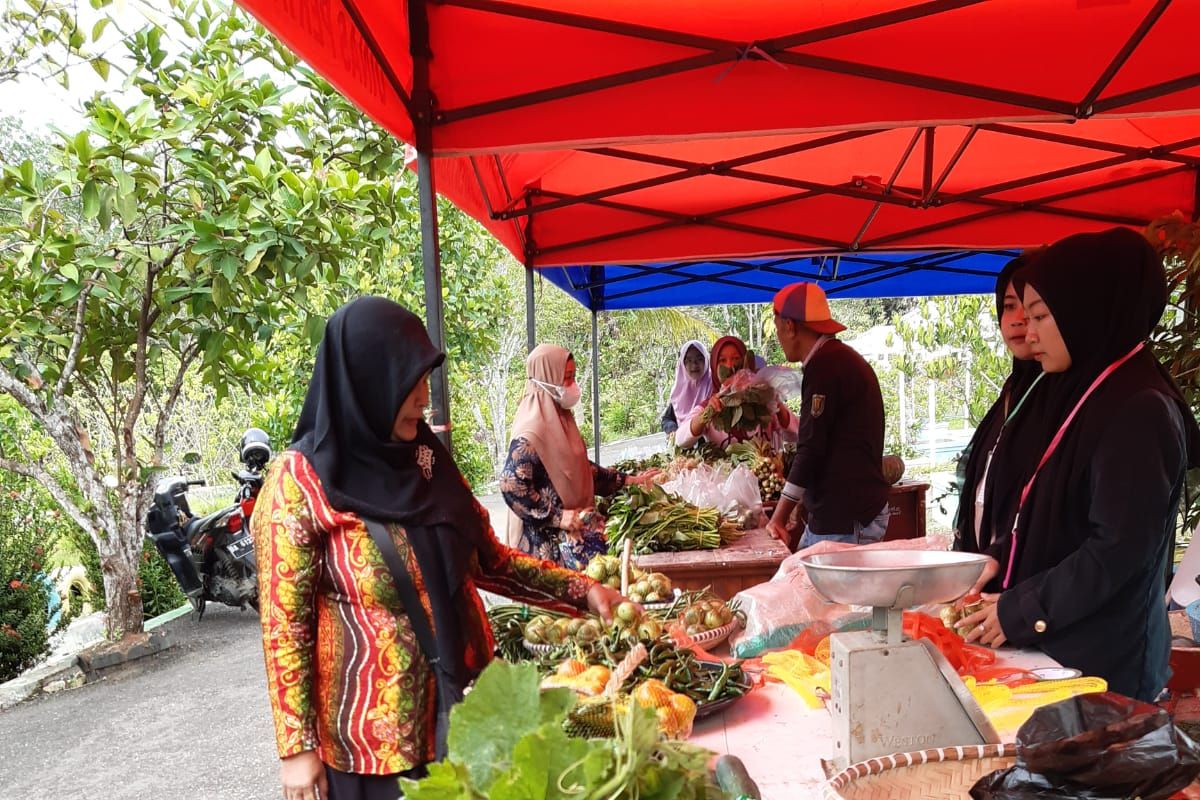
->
[[1, 0, 111, 87], [893, 297, 1010, 427], [0, 0, 444, 637]]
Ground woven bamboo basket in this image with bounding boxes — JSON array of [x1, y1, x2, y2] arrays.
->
[[821, 743, 1016, 800]]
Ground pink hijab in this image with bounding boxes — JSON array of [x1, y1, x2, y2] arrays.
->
[[508, 344, 594, 509], [668, 340, 712, 421]]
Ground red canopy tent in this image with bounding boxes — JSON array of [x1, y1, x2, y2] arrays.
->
[[236, 0, 1200, 443]]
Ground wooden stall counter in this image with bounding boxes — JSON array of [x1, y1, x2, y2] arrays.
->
[[634, 527, 790, 598], [882, 480, 930, 541]]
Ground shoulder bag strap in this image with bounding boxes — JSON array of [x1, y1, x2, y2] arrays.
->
[[363, 518, 441, 670]]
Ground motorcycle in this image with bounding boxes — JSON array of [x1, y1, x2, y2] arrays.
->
[[144, 429, 273, 618]]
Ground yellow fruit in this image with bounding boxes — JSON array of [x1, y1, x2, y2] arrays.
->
[[651, 692, 697, 738], [633, 678, 675, 709], [556, 659, 588, 678]]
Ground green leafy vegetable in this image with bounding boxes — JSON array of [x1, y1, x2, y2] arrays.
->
[[605, 485, 741, 555], [444, 661, 576, 791], [399, 661, 728, 800]]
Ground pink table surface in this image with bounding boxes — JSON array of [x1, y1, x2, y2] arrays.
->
[[691, 647, 1060, 800]]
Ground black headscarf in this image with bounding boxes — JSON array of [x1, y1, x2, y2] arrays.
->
[[996, 228, 1200, 586], [954, 252, 1044, 553], [291, 295, 483, 688]]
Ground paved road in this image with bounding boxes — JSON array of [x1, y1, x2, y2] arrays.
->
[[0, 606, 280, 800]]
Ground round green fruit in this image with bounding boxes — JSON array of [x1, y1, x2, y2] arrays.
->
[[615, 601, 641, 625]]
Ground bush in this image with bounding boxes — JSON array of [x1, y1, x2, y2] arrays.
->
[[137, 545, 187, 619], [64, 525, 187, 622], [0, 487, 62, 682]]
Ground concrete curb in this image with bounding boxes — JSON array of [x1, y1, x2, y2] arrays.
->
[[145, 603, 192, 630], [0, 654, 86, 711], [0, 603, 189, 712]]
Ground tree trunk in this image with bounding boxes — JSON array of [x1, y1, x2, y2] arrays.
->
[[99, 550, 145, 638]]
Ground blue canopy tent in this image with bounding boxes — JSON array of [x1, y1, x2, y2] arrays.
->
[[540, 249, 1019, 311], [535, 247, 1020, 460]]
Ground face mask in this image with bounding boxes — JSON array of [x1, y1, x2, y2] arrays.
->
[[558, 383, 582, 410], [717, 365, 736, 382], [532, 378, 581, 409]]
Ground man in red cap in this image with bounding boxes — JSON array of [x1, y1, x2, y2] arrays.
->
[[766, 282, 890, 550]]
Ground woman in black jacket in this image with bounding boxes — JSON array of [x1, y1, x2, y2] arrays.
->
[[954, 251, 1043, 558], [960, 228, 1200, 701]]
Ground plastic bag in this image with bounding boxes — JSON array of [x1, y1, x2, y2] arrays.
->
[[971, 692, 1200, 800], [756, 365, 804, 401], [728, 537, 943, 657], [661, 462, 762, 524]]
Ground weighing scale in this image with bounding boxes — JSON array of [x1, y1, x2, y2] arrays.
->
[[801, 549, 1000, 768]]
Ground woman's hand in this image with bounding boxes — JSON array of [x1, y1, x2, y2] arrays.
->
[[280, 751, 327, 800], [560, 508, 584, 541], [969, 557, 1001, 595], [700, 394, 724, 422], [957, 594, 1007, 648], [626, 469, 660, 488], [691, 395, 723, 436], [776, 404, 792, 427], [586, 583, 635, 625]]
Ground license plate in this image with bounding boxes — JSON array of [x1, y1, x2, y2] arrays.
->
[[226, 532, 253, 560]]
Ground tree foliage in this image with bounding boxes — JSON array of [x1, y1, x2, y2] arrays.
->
[[0, 0, 111, 87], [0, 0, 495, 635]]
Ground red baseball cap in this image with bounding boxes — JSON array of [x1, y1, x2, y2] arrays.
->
[[773, 282, 846, 334]]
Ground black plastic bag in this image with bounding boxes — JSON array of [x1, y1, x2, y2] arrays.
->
[[970, 692, 1200, 799]]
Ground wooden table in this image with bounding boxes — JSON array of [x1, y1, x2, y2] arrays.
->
[[633, 527, 790, 599], [634, 482, 930, 598]]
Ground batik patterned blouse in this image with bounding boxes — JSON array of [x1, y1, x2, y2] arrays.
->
[[253, 450, 594, 775], [500, 436, 626, 566]]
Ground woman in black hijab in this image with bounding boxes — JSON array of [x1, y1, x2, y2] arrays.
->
[[954, 251, 1044, 555], [253, 297, 626, 800], [959, 229, 1200, 701]]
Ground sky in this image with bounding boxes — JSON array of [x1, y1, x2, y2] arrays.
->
[[0, 0, 160, 136]]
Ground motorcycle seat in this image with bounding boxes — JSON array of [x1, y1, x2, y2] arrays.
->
[[183, 505, 236, 539]]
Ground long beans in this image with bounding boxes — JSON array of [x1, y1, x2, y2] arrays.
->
[[605, 485, 741, 555]]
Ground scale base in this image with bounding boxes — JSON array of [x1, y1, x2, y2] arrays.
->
[[828, 631, 999, 769]]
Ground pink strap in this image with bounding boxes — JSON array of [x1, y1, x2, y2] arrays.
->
[[1002, 342, 1145, 589]]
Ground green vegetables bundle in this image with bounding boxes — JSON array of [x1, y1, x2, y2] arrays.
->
[[611, 451, 672, 474], [707, 370, 778, 435], [605, 485, 741, 555], [399, 660, 727, 800], [486, 598, 751, 709]]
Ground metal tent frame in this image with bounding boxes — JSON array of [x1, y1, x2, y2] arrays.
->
[[237, 0, 1200, 455]]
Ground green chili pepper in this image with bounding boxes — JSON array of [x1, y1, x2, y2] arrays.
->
[[708, 663, 733, 702]]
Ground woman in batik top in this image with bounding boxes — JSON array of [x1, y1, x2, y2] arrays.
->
[[253, 298, 626, 800], [500, 344, 654, 569]]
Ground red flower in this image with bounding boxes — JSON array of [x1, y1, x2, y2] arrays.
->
[[8, 580, 23, 590], [30, 562, 41, 572]]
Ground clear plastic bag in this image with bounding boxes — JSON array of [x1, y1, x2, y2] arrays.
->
[[729, 537, 945, 658], [971, 692, 1200, 800], [661, 462, 762, 524], [756, 364, 804, 401]]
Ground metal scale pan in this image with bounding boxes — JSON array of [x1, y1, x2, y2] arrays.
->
[[801, 549, 1001, 768]]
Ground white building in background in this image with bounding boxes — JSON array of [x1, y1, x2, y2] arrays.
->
[[844, 303, 999, 465]]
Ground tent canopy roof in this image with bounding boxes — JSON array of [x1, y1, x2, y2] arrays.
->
[[237, 0, 1200, 305], [542, 249, 1018, 310], [242, 0, 1200, 155]]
